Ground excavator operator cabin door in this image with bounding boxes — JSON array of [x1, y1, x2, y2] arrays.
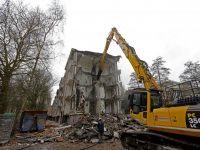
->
[[130, 92, 147, 115]]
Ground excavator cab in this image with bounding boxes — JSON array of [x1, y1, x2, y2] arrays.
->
[[128, 88, 163, 125], [129, 90, 147, 114]]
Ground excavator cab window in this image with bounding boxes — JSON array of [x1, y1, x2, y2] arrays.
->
[[141, 93, 147, 111], [132, 93, 140, 114], [150, 92, 162, 112], [130, 92, 147, 114]]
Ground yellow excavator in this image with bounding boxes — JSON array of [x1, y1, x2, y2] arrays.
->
[[97, 27, 200, 149]]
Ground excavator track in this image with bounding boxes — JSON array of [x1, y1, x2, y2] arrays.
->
[[120, 130, 200, 150]]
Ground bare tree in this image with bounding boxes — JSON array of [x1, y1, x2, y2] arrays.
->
[[179, 61, 200, 82], [0, 0, 34, 113], [127, 72, 143, 89], [151, 56, 171, 86], [0, 0, 65, 133], [7, 68, 57, 113], [15, 1, 65, 131], [0, 0, 65, 114], [25, 69, 57, 110]]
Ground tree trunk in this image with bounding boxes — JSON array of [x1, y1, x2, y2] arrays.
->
[[0, 76, 11, 114], [13, 51, 41, 133], [13, 94, 29, 132]]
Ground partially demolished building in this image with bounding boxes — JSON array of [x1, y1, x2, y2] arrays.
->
[[52, 49, 122, 123]]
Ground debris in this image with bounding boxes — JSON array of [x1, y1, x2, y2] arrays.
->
[[120, 120, 124, 126], [104, 127, 107, 132], [45, 131, 53, 137], [54, 125, 71, 130], [15, 135, 24, 139], [45, 125, 57, 128], [56, 137, 64, 142], [92, 121, 98, 125], [11, 113, 146, 145], [28, 138, 37, 143], [76, 130, 83, 136], [113, 132, 119, 138], [91, 139, 99, 143], [81, 119, 88, 125], [40, 140, 44, 144], [92, 128, 98, 134], [64, 135, 69, 141], [104, 132, 111, 137], [113, 117, 118, 121]]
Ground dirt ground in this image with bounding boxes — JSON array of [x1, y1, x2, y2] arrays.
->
[[1, 139, 126, 150]]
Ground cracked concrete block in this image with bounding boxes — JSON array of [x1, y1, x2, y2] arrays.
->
[[113, 132, 119, 138]]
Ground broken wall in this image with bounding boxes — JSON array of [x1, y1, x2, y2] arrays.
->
[[52, 48, 123, 124]]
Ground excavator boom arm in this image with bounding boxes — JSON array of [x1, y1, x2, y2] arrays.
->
[[97, 27, 161, 89]]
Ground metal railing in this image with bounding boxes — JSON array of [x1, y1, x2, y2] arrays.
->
[[163, 80, 200, 105]]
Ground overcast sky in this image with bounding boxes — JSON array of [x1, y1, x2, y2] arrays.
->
[[24, 0, 200, 99]]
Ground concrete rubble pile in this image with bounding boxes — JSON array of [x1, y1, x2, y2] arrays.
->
[[66, 113, 122, 143], [15, 114, 147, 145]]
